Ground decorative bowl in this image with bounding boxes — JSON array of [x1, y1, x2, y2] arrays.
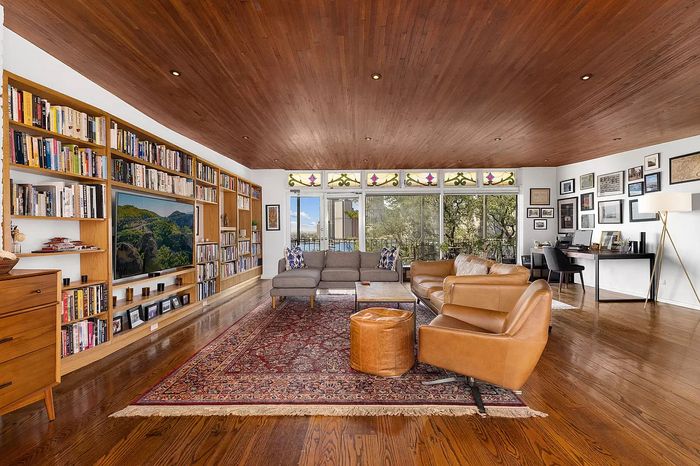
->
[[0, 258, 19, 274]]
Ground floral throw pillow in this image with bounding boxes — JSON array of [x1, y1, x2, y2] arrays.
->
[[284, 246, 305, 270], [377, 247, 399, 271]]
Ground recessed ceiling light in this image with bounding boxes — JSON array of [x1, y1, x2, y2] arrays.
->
[[580, 73, 593, 81], [170, 70, 181, 77], [544, 159, 550, 162], [242, 136, 250, 140], [613, 137, 622, 140], [370, 73, 382, 80], [364, 136, 372, 141], [363, 159, 369, 163], [273, 158, 279, 162], [494, 137, 502, 141]]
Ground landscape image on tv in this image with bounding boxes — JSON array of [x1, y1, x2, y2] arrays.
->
[[114, 192, 194, 279]]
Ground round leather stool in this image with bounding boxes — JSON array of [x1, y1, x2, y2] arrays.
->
[[349, 307, 415, 377]]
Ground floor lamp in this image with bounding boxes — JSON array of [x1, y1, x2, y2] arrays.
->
[[638, 192, 700, 308]]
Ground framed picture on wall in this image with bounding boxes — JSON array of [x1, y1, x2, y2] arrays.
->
[[266, 204, 280, 231], [560, 179, 575, 195], [598, 199, 624, 224], [597, 171, 625, 197], [669, 151, 700, 185], [644, 172, 661, 193], [629, 199, 659, 222], [600, 231, 622, 250], [529, 188, 550, 206], [541, 208, 554, 218], [533, 219, 547, 230], [527, 208, 541, 218], [580, 172, 595, 190], [580, 192, 594, 211], [581, 213, 595, 229], [557, 197, 577, 234], [644, 153, 660, 172], [628, 181, 644, 197], [628, 165, 644, 182]]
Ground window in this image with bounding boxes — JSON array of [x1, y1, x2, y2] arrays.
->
[[288, 172, 321, 188], [290, 195, 322, 250], [366, 172, 399, 188], [443, 171, 478, 187], [365, 194, 440, 261], [326, 172, 361, 188], [404, 172, 438, 187], [482, 170, 516, 186]]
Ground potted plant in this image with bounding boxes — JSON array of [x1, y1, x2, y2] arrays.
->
[[252, 220, 258, 231]]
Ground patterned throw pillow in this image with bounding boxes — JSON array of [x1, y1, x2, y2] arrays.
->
[[454, 253, 471, 275], [284, 246, 305, 270], [377, 247, 399, 271]]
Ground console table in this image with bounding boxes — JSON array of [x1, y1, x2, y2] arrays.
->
[[530, 248, 656, 303]]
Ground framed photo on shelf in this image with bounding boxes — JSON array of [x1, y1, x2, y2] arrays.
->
[[669, 151, 700, 185], [580, 192, 594, 211], [127, 305, 144, 329], [644, 153, 660, 171], [560, 179, 575, 195], [557, 197, 577, 234], [533, 219, 547, 230], [629, 199, 659, 223], [598, 199, 624, 224], [541, 208, 555, 218], [170, 295, 182, 310], [159, 299, 172, 314], [628, 165, 644, 182], [581, 213, 595, 229], [580, 172, 595, 190], [597, 171, 625, 197], [529, 188, 550, 206], [628, 181, 644, 197], [181, 294, 190, 306], [144, 303, 159, 321], [644, 172, 661, 193], [599, 231, 622, 250], [266, 204, 280, 231], [112, 315, 124, 335], [527, 208, 541, 218]]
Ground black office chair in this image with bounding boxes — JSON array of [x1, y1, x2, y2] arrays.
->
[[542, 247, 585, 293]]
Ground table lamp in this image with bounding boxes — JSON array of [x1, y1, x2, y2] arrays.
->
[[638, 192, 698, 307]]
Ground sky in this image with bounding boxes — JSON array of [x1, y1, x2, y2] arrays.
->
[[117, 191, 193, 217], [290, 197, 320, 234]]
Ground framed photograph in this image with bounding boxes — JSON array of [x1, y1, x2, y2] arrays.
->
[[580, 172, 595, 190], [580, 192, 594, 211], [669, 151, 700, 185], [598, 199, 624, 224], [628, 181, 644, 197], [533, 219, 547, 230], [266, 204, 280, 231], [527, 208, 541, 218], [195, 205, 201, 237], [581, 213, 595, 229], [170, 296, 182, 309], [557, 197, 577, 234], [127, 306, 144, 329], [159, 299, 172, 314], [180, 294, 190, 306], [629, 199, 659, 223], [541, 208, 554, 218], [644, 153, 660, 172], [529, 188, 550, 206], [112, 315, 124, 335], [644, 172, 661, 193], [628, 165, 644, 182], [560, 179, 575, 195], [600, 231, 622, 250], [597, 171, 625, 197], [144, 303, 159, 321]]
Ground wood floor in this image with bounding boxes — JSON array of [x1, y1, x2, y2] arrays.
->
[[1, 280, 699, 465]]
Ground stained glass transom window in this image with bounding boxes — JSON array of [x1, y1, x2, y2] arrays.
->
[[404, 172, 438, 187], [482, 171, 516, 186], [443, 171, 478, 187], [366, 172, 400, 187], [288, 172, 321, 188], [326, 172, 361, 188]]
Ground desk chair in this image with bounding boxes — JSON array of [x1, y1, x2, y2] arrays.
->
[[543, 247, 585, 293]]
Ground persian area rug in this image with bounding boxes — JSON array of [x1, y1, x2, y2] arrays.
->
[[111, 295, 546, 418]]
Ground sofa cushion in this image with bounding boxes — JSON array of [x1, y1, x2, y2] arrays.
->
[[321, 268, 360, 282], [413, 280, 443, 299], [325, 251, 360, 269], [429, 290, 445, 311], [360, 268, 399, 282], [412, 274, 444, 285], [304, 251, 326, 269], [272, 268, 321, 288], [360, 251, 380, 268], [284, 246, 305, 270]]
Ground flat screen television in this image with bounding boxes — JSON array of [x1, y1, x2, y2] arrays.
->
[[113, 191, 194, 279]]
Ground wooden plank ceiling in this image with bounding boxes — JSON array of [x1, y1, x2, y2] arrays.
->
[[3, 0, 700, 169]]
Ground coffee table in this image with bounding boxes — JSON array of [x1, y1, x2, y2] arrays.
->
[[354, 282, 418, 337]]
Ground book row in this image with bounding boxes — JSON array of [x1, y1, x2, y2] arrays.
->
[[195, 185, 217, 203], [196, 243, 219, 262], [237, 195, 250, 210], [238, 179, 251, 196], [10, 129, 108, 179], [221, 231, 237, 246], [197, 280, 217, 300], [220, 173, 235, 190], [251, 231, 261, 243], [197, 262, 219, 282], [221, 245, 238, 262], [222, 261, 237, 278], [238, 239, 251, 255], [112, 159, 194, 197], [61, 283, 108, 324], [238, 255, 253, 273], [8, 84, 106, 144], [252, 187, 261, 200], [251, 243, 260, 256], [10, 181, 106, 219], [61, 318, 108, 358], [110, 123, 193, 175], [196, 162, 217, 184]]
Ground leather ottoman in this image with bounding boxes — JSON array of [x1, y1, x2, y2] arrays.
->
[[349, 307, 415, 377]]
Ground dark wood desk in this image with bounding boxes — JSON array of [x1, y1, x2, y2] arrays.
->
[[530, 248, 656, 303]]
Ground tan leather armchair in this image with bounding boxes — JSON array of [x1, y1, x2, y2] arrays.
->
[[418, 280, 552, 413]]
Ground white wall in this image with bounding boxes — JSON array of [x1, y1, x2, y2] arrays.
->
[[557, 135, 700, 310], [251, 170, 288, 279], [518, 167, 558, 261]]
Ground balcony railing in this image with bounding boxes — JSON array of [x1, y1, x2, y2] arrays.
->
[[443, 238, 516, 263]]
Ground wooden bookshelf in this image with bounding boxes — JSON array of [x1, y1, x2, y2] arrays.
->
[[3, 72, 263, 376], [16, 249, 105, 258]]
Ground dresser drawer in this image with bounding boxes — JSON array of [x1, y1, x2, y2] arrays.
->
[[0, 273, 56, 316], [0, 305, 57, 365], [0, 345, 56, 409]]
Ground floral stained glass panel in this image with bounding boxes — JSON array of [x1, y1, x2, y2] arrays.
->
[[366, 172, 400, 188], [482, 171, 516, 186], [288, 173, 322, 188], [326, 172, 361, 188], [404, 172, 438, 187], [443, 172, 478, 187]]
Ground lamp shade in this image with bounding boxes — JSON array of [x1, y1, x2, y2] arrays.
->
[[637, 192, 693, 213]]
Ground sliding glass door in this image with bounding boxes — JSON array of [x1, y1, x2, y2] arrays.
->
[[290, 194, 360, 251], [326, 195, 360, 251], [290, 195, 322, 251]]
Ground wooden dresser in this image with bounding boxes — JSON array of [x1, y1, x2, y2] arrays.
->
[[0, 269, 61, 421]]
